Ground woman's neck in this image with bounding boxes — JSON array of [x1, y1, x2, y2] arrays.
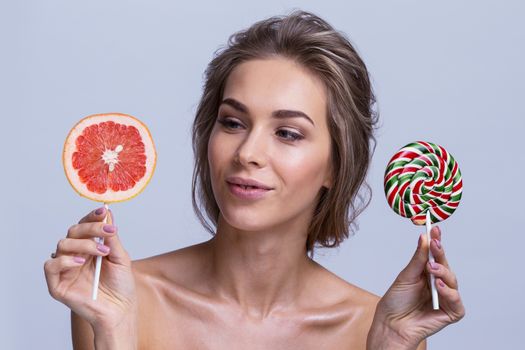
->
[[207, 214, 315, 320]]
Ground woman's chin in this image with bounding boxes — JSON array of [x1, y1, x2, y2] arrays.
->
[[219, 210, 271, 232]]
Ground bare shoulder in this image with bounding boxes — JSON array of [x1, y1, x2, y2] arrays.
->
[[130, 240, 226, 320], [129, 242, 216, 347], [305, 262, 381, 348], [308, 261, 381, 312], [131, 240, 212, 294], [312, 267, 427, 350], [336, 277, 380, 344]]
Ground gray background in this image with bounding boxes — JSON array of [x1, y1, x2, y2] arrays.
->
[[2, 0, 523, 348]]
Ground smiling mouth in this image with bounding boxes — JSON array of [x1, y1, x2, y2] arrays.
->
[[227, 182, 270, 191], [226, 182, 272, 200], [235, 184, 261, 190]]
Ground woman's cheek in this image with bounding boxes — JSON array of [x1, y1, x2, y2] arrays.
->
[[275, 148, 323, 184], [207, 135, 225, 187]]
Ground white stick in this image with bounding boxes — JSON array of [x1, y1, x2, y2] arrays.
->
[[426, 210, 439, 310], [92, 203, 109, 301]]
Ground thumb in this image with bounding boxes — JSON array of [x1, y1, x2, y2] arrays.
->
[[103, 209, 131, 266], [397, 233, 429, 283]]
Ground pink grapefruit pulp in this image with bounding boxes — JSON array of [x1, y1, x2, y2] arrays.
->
[[63, 113, 156, 203]]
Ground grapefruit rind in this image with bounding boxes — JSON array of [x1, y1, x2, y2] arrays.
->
[[62, 112, 157, 203]]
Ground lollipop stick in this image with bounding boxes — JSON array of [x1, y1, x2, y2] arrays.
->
[[426, 210, 439, 310], [92, 203, 109, 300]]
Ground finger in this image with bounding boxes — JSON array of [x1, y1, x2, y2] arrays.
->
[[430, 235, 451, 270], [430, 225, 441, 242], [78, 206, 108, 224], [102, 209, 131, 266], [435, 278, 466, 323], [67, 222, 117, 239], [44, 255, 87, 298], [426, 261, 458, 290], [55, 238, 111, 257], [109, 208, 115, 225], [397, 233, 429, 283]]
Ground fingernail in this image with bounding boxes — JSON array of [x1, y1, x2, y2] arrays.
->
[[97, 244, 110, 253], [103, 224, 116, 233], [95, 207, 105, 215], [430, 261, 439, 270], [434, 238, 442, 249], [438, 279, 445, 288], [73, 256, 86, 264]]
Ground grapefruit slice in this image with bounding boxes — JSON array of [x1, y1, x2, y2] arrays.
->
[[63, 113, 156, 203]]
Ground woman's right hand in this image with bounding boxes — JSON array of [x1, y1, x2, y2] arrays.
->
[[44, 207, 137, 334]]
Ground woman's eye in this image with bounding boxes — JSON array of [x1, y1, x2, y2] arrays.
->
[[218, 117, 243, 129], [218, 117, 303, 142], [276, 129, 304, 142]]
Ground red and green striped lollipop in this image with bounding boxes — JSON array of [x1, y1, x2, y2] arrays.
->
[[384, 141, 463, 225], [384, 141, 463, 310]]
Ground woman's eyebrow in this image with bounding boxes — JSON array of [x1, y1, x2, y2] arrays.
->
[[220, 98, 315, 126]]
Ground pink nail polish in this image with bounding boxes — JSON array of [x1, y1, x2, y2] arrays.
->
[[434, 239, 442, 249], [97, 244, 110, 253], [430, 261, 439, 270], [73, 256, 86, 264], [439, 279, 445, 288], [103, 224, 116, 233], [95, 207, 105, 215]]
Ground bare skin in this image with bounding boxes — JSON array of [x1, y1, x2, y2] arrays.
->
[[46, 58, 463, 349], [129, 243, 379, 349], [70, 240, 382, 349], [67, 218, 437, 350]]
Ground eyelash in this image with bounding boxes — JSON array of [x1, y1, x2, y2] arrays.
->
[[217, 117, 305, 142]]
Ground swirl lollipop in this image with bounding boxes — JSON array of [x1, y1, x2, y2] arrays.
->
[[384, 141, 463, 309], [63, 113, 156, 300]]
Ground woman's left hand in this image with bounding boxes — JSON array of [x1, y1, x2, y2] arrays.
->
[[367, 226, 466, 350]]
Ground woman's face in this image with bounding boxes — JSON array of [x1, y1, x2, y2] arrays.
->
[[208, 57, 332, 232]]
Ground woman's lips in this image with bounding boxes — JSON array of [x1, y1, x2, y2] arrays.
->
[[227, 182, 272, 200]]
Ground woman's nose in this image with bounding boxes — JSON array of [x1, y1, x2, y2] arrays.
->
[[234, 129, 268, 168]]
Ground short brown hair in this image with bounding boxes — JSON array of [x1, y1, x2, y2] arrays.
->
[[192, 10, 378, 258]]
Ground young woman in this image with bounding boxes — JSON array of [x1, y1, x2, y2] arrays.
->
[[44, 11, 465, 349]]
